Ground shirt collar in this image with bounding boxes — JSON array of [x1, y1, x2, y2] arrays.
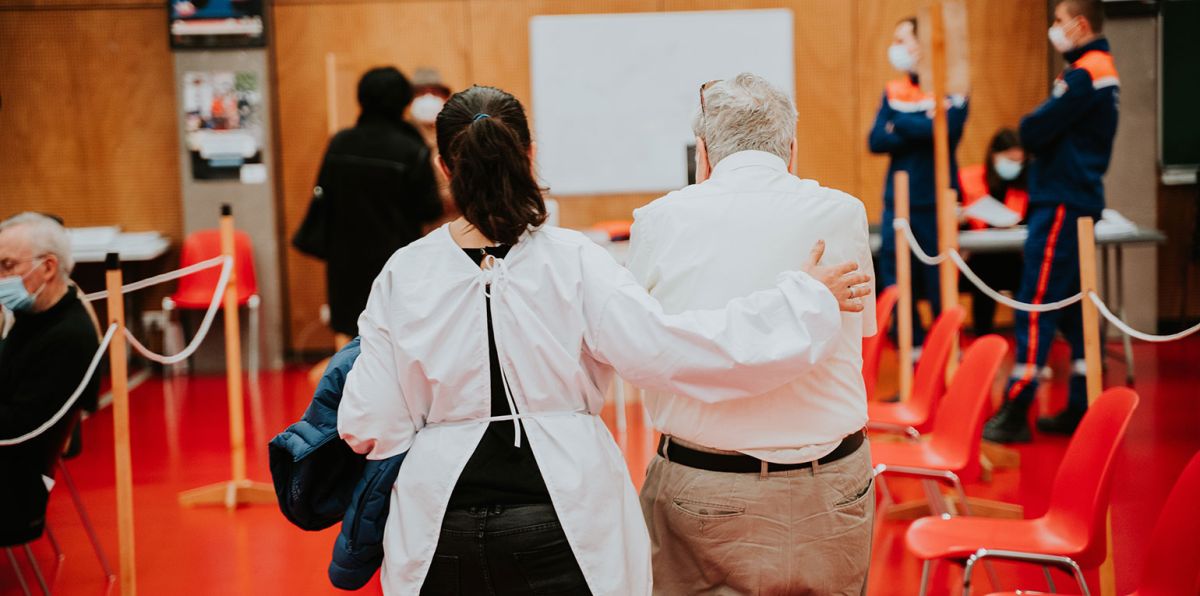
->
[[1064, 37, 1109, 63], [710, 150, 788, 178]]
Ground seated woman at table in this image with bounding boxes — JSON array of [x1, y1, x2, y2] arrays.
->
[[958, 127, 1028, 335]]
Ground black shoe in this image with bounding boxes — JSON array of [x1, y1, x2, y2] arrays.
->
[[1036, 407, 1085, 436], [983, 400, 1033, 444]]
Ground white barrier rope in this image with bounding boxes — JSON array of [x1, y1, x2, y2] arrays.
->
[[1089, 292, 1200, 343], [894, 219, 1084, 313], [0, 323, 118, 446], [949, 251, 1085, 313], [122, 256, 232, 364], [83, 255, 226, 302]]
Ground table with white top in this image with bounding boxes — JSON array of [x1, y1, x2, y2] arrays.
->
[[69, 227, 171, 264]]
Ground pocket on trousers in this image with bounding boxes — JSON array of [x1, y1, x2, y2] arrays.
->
[[671, 497, 746, 519], [832, 476, 874, 511], [513, 542, 591, 595], [420, 555, 460, 596]]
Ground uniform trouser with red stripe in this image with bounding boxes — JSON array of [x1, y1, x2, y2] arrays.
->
[[1006, 204, 1098, 410]]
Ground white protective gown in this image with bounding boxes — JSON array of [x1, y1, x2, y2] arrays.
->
[[338, 224, 842, 595]]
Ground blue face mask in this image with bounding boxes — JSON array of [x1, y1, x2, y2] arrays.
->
[[0, 259, 47, 312], [993, 156, 1023, 181]]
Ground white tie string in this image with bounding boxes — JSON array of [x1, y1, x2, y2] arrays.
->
[[476, 253, 522, 447]]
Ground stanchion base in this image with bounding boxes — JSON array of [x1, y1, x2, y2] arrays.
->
[[883, 497, 1024, 521], [980, 440, 1021, 472], [178, 480, 275, 510]]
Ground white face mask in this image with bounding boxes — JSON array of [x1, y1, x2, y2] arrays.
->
[[1048, 19, 1076, 53], [888, 44, 916, 73], [410, 94, 445, 125], [994, 156, 1023, 181]]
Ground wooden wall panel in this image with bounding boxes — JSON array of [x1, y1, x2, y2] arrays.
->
[[274, 0, 470, 350], [0, 7, 182, 239]]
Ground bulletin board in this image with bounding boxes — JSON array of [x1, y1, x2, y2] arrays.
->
[[529, 9, 794, 195]]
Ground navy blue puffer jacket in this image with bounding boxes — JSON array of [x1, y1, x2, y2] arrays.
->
[[269, 337, 405, 590]]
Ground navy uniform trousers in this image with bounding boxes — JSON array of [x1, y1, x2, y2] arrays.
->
[[1005, 204, 1098, 410]]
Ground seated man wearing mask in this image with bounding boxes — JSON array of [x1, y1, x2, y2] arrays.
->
[[629, 73, 877, 594], [0, 212, 100, 547]]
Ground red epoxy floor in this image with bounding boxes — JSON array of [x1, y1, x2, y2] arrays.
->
[[3, 336, 1197, 595]]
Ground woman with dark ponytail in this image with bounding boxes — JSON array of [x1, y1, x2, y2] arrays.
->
[[338, 85, 871, 595]]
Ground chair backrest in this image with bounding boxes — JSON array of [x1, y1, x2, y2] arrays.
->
[[909, 306, 966, 425], [1043, 388, 1139, 568], [1136, 451, 1200, 596], [928, 335, 1008, 473], [862, 285, 901, 400], [172, 228, 258, 307]]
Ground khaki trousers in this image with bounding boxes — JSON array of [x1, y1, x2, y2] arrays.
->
[[639, 439, 874, 596]]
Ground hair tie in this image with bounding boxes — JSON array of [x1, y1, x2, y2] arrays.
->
[[473, 113, 491, 122]]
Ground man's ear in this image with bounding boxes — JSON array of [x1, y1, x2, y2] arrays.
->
[[788, 137, 799, 175], [695, 137, 712, 183], [437, 154, 452, 180]]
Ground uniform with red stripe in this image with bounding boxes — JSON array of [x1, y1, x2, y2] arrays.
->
[[985, 36, 1120, 442]]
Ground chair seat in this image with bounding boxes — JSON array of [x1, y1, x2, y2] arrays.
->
[[867, 400, 928, 428], [870, 439, 969, 473], [906, 515, 1086, 563]]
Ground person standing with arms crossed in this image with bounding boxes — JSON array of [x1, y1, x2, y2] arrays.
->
[[984, 0, 1119, 443], [869, 15, 969, 356]]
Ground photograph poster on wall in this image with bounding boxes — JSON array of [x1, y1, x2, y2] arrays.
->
[[182, 70, 266, 183]]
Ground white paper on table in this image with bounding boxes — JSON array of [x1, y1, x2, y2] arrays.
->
[[962, 195, 1022, 228], [1095, 208, 1138, 235]]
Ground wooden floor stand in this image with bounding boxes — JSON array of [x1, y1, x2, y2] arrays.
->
[[980, 440, 1021, 472], [178, 480, 276, 510], [883, 495, 1024, 521]]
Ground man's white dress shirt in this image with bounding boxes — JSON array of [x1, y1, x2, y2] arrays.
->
[[628, 150, 877, 463]]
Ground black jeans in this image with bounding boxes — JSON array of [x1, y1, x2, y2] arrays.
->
[[420, 504, 591, 596]]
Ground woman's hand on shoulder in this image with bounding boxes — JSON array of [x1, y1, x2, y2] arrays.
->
[[803, 240, 873, 313]]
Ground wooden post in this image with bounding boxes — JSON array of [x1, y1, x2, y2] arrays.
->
[[929, 2, 961, 377], [179, 205, 274, 509], [105, 253, 137, 596], [895, 171, 914, 402], [1078, 217, 1116, 596]]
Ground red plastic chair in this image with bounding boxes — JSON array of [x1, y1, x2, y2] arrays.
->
[[904, 388, 1140, 596], [867, 306, 965, 438], [984, 451, 1200, 596], [161, 229, 261, 373], [863, 285, 900, 401], [872, 335, 1007, 515]]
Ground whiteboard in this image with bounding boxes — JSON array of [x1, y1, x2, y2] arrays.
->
[[530, 10, 794, 195]]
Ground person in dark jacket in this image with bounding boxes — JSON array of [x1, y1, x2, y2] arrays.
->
[[0, 212, 100, 546], [984, 0, 1119, 443], [316, 66, 443, 345], [269, 336, 405, 590], [869, 15, 969, 352]]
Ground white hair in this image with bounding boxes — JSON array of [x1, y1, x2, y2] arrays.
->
[[692, 73, 797, 166], [0, 212, 74, 279]]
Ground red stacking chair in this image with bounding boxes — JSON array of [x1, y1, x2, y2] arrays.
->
[[905, 388, 1139, 596], [162, 228, 261, 374], [868, 306, 965, 439], [872, 335, 1007, 515], [863, 285, 900, 401], [985, 451, 1200, 596]]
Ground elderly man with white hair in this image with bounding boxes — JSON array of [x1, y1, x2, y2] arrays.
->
[[0, 212, 101, 547], [629, 73, 877, 595]]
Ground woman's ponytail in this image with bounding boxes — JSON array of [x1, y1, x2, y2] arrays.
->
[[437, 86, 547, 245]]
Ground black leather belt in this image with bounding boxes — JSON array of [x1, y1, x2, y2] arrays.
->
[[657, 429, 865, 474]]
